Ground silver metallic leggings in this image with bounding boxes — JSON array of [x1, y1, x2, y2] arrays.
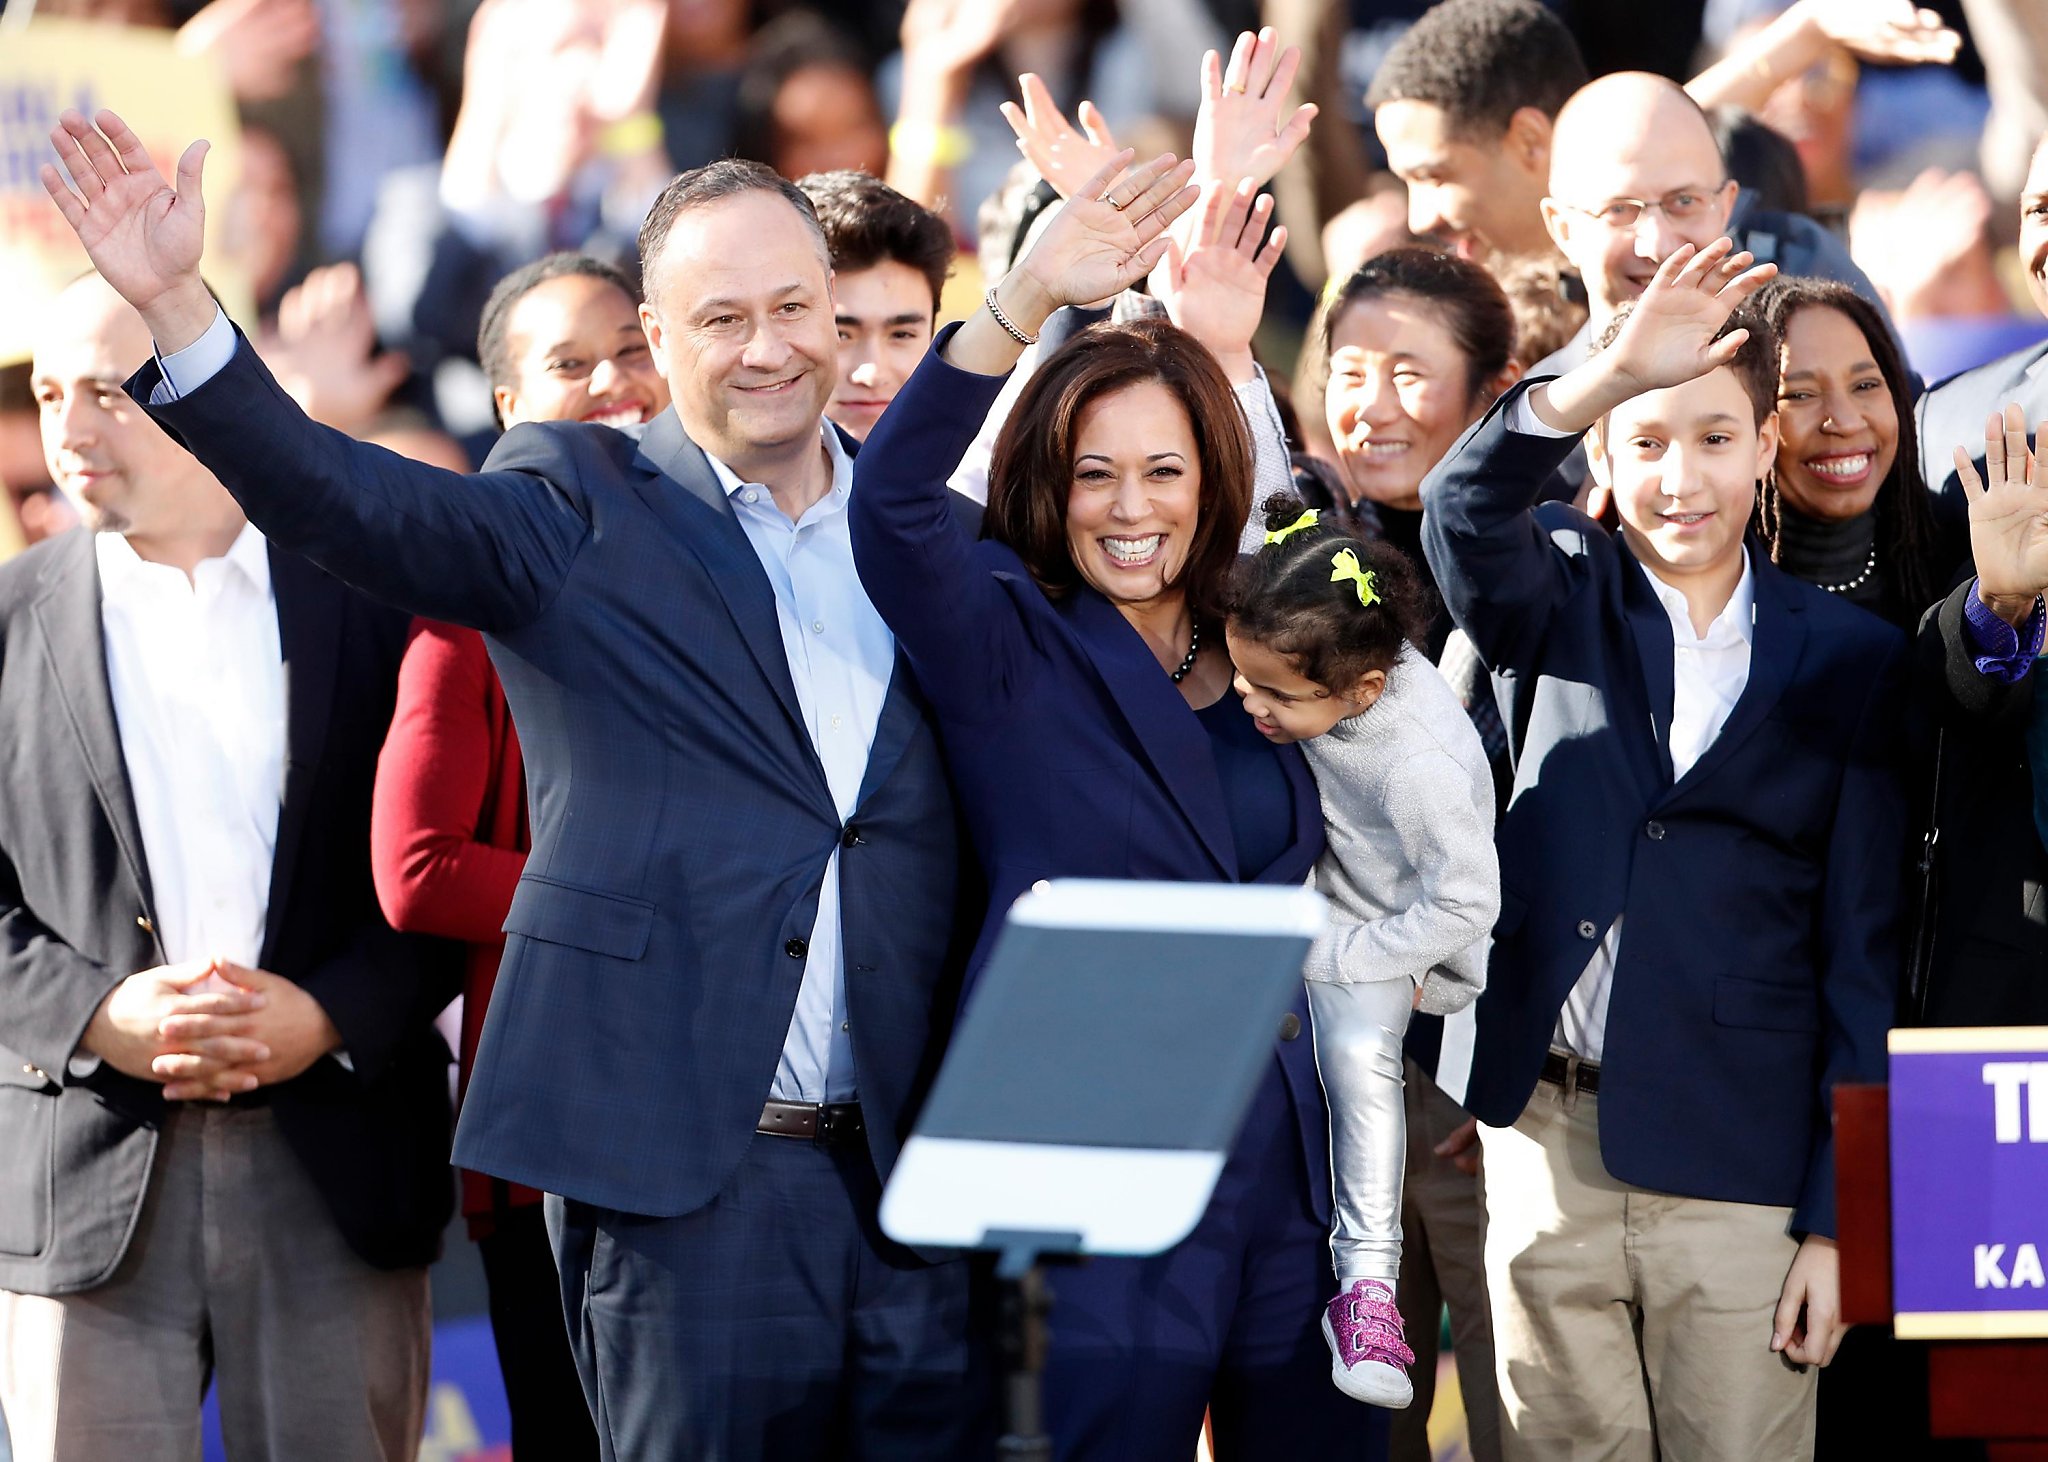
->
[[1306, 975, 1414, 1285]]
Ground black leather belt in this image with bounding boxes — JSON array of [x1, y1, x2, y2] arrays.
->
[[1539, 1050, 1601, 1096], [758, 1099, 864, 1145]]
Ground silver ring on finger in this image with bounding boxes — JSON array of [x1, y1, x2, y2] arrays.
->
[[1099, 191, 1128, 212]]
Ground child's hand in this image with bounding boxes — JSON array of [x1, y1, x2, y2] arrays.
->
[[1529, 237, 1777, 435], [1772, 1234, 1848, 1368]]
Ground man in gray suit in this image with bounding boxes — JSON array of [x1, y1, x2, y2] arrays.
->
[[0, 275, 453, 1462]]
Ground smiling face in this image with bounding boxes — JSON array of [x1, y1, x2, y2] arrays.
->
[[1224, 626, 1383, 743], [827, 259, 934, 441], [1062, 380, 1202, 609], [497, 274, 670, 429], [1590, 366, 1777, 587], [641, 189, 837, 471], [1773, 304, 1897, 522], [1544, 77, 1736, 322], [1375, 99, 1554, 263], [2022, 137, 2048, 319], [1325, 293, 1492, 512]]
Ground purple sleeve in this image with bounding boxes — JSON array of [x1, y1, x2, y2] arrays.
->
[[1961, 580, 2047, 682]]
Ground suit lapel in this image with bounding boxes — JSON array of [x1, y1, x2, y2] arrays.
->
[[261, 546, 341, 966], [1252, 740, 1323, 887], [1664, 557, 1807, 800], [854, 652, 923, 807], [1619, 545, 1677, 786], [630, 410, 823, 774], [1062, 589, 1236, 878], [29, 531, 155, 924]]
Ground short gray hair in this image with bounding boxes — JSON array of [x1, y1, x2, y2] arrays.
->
[[637, 159, 830, 303]]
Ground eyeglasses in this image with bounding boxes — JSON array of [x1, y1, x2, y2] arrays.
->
[[1555, 184, 1731, 230]]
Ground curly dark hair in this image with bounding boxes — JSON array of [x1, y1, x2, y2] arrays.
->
[[1750, 276, 1942, 610], [1364, 0, 1590, 138], [1227, 493, 1436, 692]]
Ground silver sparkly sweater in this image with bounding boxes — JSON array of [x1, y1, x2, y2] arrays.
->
[[1299, 646, 1499, 1015]]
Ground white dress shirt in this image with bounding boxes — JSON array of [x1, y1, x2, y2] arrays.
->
[[97, 525, 285, 969], [1504, 395, 1755, 1062], [154, 313, 890, 1103]]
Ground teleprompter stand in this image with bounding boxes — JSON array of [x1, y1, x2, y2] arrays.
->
[[878, 879, 1328, 1459]]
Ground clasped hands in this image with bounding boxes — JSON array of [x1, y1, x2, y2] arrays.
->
[[82, 957, 342, 1102]]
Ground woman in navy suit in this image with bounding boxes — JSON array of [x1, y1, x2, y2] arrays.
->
[[850, 153, 1383, 1461]]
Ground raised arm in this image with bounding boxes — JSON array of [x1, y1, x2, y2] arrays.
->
[[853, 152, 1197, 714], [1425, 239, 1777, 669], [45, 110, 582, 631]]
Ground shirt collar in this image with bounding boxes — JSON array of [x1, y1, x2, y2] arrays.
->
[[1644, 547, 1754, 649], [705, 423, 852, 510], [95, 522, 271, 605]]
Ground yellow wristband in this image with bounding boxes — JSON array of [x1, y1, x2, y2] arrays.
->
[[598, 113, 664, 158], [890, 120, 973, 170]]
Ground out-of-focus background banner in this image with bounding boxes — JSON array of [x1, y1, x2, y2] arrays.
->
[[0, 19, 250, 364]]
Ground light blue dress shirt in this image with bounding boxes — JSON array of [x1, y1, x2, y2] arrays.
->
[[154, 308, 886, 1103]]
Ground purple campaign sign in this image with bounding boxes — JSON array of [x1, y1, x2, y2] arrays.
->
[[1889, 1028, 2048, 1339]]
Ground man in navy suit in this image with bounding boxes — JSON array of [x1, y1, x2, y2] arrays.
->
[[43, 109, 988, 1462], [1918, 131, 2048, 503], [1420, 239, 1905, 1461]]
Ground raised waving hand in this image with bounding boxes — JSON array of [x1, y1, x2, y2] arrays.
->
[[1194, 28, 1317, 196], [946, 151, 1198, 375], [43, 109, 217, 351], [1955, 404, 2048, 627], [1000, 73, 1123, 202], [1150, 180, 1288, 383]]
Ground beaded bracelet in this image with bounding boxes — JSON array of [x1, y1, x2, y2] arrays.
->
[[984, 285, 1038, 347]]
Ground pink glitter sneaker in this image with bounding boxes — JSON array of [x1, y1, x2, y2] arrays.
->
[[1320, 1279, 1416, 1407]]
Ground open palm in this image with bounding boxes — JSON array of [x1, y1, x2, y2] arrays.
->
[[1193, 28, 1317, 193], [1608, 238, 1777, 397], [1957, 404, 2048, 609], [1151, 181, 1286, 364], [1012, 153, 1199, 312], [43, 110, 209, 320]]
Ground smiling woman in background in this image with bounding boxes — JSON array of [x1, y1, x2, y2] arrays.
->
[[1752, 276, 1964, 629], [370, 250, 668, 1462]]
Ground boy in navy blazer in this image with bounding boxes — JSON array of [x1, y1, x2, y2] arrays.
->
[[1421, 240, 1906, 1462]]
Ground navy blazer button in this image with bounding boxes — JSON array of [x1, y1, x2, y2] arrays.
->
[[1645, 820, 1666, 841], [785, 938, 808, 959], [1278, 1013, 1302, 1041], [1577, 919, 1598, 939], [841, 824, 862, 848], [136, 914, 153, 932]]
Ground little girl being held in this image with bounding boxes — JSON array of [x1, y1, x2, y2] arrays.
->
[[1226, 495, 1501, 1408]]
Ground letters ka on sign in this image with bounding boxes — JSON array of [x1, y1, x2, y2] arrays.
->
[[1889, 1027, 2048, 1340]]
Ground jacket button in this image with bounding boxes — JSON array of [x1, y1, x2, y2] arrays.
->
[[136, 914, 154, 932], [785, 938, 808, 959], [1577, 920, 1598, 940], [1645, 820, 1666, 841], [1278, 1013, 1302, 1041], [841, 824, 862, 848]]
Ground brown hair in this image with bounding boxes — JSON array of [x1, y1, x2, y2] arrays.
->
[[1594, 298, 1779, 426], [637, 159, 828, 307], [798, 169, 956, 312], [986, 320, 1252, 626]]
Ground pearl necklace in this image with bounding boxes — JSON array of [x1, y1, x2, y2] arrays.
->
[[1817, 546, 1878, 595], [1170, 621, 1202, 683]]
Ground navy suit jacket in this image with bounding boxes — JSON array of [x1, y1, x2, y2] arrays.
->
[[1420, 383, 1907, 1236], [133, 338, 975, 1217], [848, 337, 1334, 1219]]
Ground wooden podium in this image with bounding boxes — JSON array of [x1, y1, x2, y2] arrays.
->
[[1836, 1083, 2048, 1458]]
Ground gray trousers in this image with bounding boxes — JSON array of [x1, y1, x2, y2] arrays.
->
[[0, 1105, 430, 1462], [1306, 975, 1414, 1286]]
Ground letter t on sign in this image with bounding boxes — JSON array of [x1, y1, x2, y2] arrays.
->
[[1982, 1062, 2048, 1142]]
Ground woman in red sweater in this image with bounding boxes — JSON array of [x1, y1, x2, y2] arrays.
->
[[370, 252, 667, 1460]]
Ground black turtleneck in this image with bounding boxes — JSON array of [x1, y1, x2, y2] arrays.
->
[[1772, 505, 1885, 616]]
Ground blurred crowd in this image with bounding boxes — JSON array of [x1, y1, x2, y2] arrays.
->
[[5, 0, 2044, 550]]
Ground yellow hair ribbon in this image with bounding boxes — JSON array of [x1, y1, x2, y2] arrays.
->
[[1263, 508, 1321, 546], [1329, 548, 1381, 608]]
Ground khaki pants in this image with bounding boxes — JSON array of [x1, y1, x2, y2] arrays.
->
[[0, 1105, 430, 1462], [1478, 1080, 1815, 1462]]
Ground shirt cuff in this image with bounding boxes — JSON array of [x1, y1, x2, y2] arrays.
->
[[1961, 579, 2046, 682], [1505, 392, 1576, 439], [151, 305, 237, 404]]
